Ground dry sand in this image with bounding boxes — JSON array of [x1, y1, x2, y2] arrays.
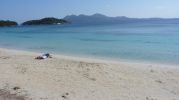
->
[[0, 48, 179, 100]]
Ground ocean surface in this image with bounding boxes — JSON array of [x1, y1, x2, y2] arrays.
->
[[0, 23, 179, 65]]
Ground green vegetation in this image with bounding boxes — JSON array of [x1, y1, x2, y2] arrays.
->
[[0, 20, 18, 27], [22, 17, 68, 25]]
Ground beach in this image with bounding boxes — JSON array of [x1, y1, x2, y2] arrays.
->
[[0, 48, 178, 100]]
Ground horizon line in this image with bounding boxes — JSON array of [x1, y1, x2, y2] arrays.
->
[[2, 13, 179, 24]]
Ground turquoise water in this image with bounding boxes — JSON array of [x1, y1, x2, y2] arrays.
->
[[0, 23, 179, 64]]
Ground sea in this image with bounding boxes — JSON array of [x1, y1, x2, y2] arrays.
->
[[0, 23, 179, 65]]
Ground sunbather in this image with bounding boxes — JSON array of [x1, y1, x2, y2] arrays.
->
[[35, 53, 52, 60]]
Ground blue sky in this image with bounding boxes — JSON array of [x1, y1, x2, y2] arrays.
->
[[0, 0, 179, 22]]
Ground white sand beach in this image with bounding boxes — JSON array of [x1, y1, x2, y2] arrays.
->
[[0, 48, 179, 100]]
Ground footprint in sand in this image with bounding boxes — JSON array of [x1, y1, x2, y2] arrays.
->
[[61, 92, 69, 99], [0, 89, 27, 100], [0, 56, 10, 59], [146, 96, 157, 100]]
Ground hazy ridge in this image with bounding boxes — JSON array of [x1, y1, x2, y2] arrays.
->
[[64, 13, 179, 25]]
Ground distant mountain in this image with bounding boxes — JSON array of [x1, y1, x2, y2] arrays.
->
[[64, 13, 179, 25], [22, 17, 68, 25], [0, 20, 18, 27]]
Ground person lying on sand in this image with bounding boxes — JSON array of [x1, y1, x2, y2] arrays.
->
[[35, 53, 52, 60]]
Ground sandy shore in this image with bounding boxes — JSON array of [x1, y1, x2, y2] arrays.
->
[[0, 48, 179, 100]]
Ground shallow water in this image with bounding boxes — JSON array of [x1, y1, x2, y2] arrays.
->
[[0, 23, 179, 65]]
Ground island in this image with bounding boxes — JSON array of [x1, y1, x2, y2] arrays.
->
[[64, 13, 179, 25], [22, 17, 68, 25], [0, 20, 18, 27]]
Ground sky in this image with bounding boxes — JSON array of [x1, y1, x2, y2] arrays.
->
[[0, 0, 179, 23]]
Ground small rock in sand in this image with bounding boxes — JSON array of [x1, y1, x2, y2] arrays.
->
[[13, 86, 20, 90], [155, 80, 163, 84]]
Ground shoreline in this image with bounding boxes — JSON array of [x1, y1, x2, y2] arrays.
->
[[0, 47, 179, 100], [0, 47, 178, 68]]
